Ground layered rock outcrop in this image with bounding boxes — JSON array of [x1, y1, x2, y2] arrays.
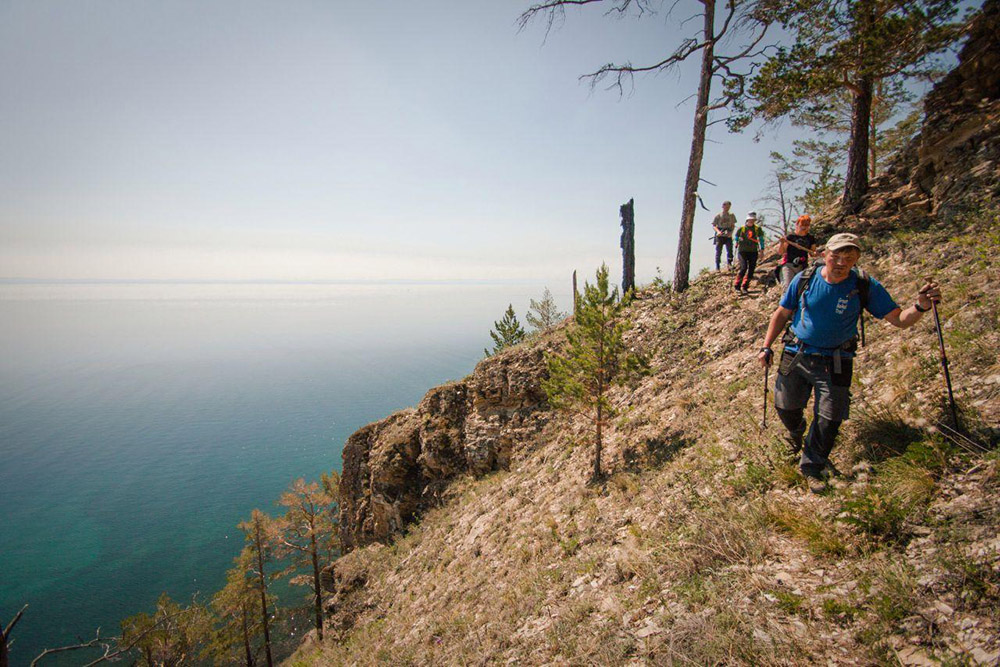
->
[[338, 344, 553, 550], [862, 0, 1000, 221]]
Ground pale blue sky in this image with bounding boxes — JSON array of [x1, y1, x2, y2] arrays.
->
[[1, 0, 832, 284]]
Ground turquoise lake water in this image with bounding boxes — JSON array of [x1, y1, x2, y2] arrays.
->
[[0, 281, 556, 664]]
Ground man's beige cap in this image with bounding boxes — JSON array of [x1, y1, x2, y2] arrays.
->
[[826, 233, 862, 252]]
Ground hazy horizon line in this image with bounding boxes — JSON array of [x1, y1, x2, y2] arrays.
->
[[0, 277, 553, 287]]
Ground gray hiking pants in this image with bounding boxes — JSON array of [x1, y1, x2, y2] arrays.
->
[[774, 352, 853, 477], [780, 263, 805, 292]]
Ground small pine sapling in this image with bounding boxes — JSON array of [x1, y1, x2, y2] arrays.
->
[[543, 264, 645, 482], [485, 304, 526, 356], [526, 287, 567, 333]]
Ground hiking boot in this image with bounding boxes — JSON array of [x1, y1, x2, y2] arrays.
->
[[733, 284, 741, 293], [806, 476, 827, 494], [741, 286, 750, 294], [784, 432, 803, 457]]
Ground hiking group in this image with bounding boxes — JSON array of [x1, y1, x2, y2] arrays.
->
[[710, 201, 944, 493], [711, 201, 819, 292]]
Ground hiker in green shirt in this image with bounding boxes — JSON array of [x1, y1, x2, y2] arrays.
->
[[712, 200, 737, 271], [733, 211, 766, 293]]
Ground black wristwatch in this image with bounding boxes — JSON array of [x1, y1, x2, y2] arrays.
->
[[914, 302, 930, 313]]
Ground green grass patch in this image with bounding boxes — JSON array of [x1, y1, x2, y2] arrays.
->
[[772, 589, 806, 615], [822, 598, 859, 624], [727, 460, 775, 495], [766, 501, 848, 557]]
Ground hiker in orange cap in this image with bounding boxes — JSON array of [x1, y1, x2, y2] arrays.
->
[[778, 215, 819, 290]]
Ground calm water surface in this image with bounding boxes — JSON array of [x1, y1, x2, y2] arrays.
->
[[0, 281, 556, 664]]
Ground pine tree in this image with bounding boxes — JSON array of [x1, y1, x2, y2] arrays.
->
[[764, 78, 924, 215], [542, 264, 645, 482], [742, 0, 963, 213], [525, 288, 567, 333], [485, 304, 526, 356]]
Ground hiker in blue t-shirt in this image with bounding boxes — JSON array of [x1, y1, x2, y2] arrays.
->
[[756, 233, 942, 493]]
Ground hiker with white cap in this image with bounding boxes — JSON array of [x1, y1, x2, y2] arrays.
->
[[733, 211, 766, 294], [757, 232, 942, 493]]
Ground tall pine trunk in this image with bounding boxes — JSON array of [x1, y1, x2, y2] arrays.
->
[[869, 104, 879, 179], [842, 0, 875, 214], [843, 75, 873, 213], [673, 0, 715, 292], [241, 604, 254, 667], [594, 399, 603, 481], [254, 533, 273, 667], [311, 535, 324, 640]]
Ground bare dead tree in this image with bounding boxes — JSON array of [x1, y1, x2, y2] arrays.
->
[[755, 160, 796, 233], [2, 606, 28, 667], [23, 606, 192, 667], [518, 0, 771, 292], [30, 631, 113, 667], [619, 198, 635, 293]]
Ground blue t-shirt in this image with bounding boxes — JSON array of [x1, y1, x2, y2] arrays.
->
[[779, 269, 899, 356]]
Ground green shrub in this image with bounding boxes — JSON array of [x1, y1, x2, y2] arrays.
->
[[839, 489, 910, 544]]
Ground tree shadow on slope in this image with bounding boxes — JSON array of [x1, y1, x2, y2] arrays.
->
[[849, 402, 927, 464], [622, 431, 697, 472]]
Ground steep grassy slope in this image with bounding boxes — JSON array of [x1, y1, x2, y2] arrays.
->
[[289, 201, 1000, 666]]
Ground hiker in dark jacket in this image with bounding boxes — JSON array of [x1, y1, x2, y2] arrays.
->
[[778, 214, 819, 290], [733, 211, 766, 293], [757, 233, 942, 493]]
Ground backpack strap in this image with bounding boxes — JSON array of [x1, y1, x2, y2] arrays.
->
[[794, 261, 823, 306], [782, 264, 871, 370], [855, 267, 870, 347], [780, 262, 821, 348]]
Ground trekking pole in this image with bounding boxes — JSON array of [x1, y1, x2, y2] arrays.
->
[[762, 363, 769, 430], [929, 293, 960, 430]]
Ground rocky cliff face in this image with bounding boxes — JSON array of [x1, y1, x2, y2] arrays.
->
[[338, 343, 554, 550], [862, 0, 1000, 222]]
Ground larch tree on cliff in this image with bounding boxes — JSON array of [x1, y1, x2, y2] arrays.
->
[[517, 0, 770, 292], [211, 549, 266, 666], [275, 475, 339, 642], [239, 510, 278, 667], [119, 594, 212, 667], [736, 0, 964, 214]]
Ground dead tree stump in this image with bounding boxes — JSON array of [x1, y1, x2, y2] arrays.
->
[[620, 198, 635, 294]]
